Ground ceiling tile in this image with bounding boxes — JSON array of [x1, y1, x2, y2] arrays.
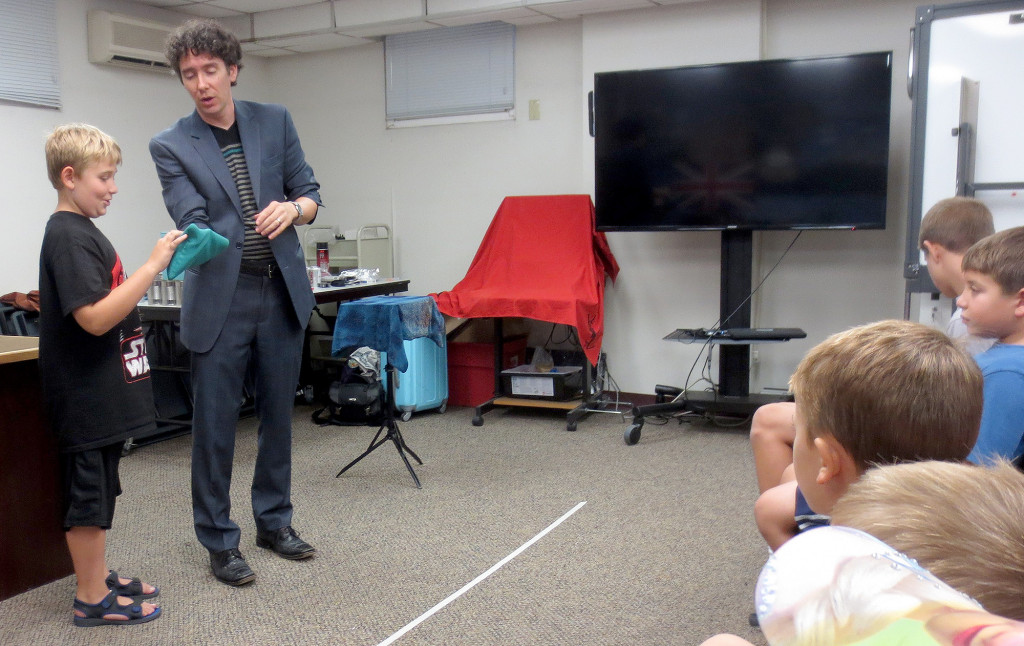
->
[[527, 0, 654, 19], [332, 0, 424, 26], [243, 46, 298, 57], [501, 13, 558, 25], [253, 2, 333, 38], [428, 0, 522, 13], [129, 0, 192, 6], [258, 32, 371, 51], [173, 2, 247, 17], [337, 20, 437, 39], [429, 7, 543, 27], [217, 14, 254, 38], [205, 0, 314, 13]]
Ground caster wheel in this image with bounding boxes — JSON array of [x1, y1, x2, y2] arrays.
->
[[121, 439, 133, 457], [472, 415, 484, 426], [400, 410, 412, 422], [437, 401, 447, 414], [566, 421, 577, 432], [624, 424, 642, 445], [302, 385, 315, 404]]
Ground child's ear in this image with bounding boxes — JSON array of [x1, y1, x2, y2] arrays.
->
[[1013, 287, 1024, 318], [59, 165, 76, 189], [812, 435, 848, 484], [921, 240, 940, 261]]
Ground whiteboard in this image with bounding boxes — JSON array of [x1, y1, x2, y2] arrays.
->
[[905, 1, 1024, 293]]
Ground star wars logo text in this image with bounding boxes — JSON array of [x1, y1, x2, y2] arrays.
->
[[121, 334, 151, 382]]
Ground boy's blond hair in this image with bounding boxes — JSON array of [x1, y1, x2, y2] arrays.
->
[[45, 123, 122, 190], [962, 226, 1024, 296], [831, 459, 1024, 620], [789, 319, 982, 472], [918, 197, 994, 253]]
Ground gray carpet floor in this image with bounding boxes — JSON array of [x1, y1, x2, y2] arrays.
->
[[0, 404, 769, 646]]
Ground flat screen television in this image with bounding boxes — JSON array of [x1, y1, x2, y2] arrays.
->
[[593, 52, 893, 232]]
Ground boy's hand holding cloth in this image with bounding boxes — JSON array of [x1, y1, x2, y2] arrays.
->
[[165, 224, 229, 280]]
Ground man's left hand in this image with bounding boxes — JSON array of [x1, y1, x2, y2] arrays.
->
[[255, 201, 297, 239]]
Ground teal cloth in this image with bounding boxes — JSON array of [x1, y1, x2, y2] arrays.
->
[[164, 224, 229, 280]]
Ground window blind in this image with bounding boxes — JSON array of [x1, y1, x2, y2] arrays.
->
[[385, 21, 514, 122], [0, 0, 61, 109]]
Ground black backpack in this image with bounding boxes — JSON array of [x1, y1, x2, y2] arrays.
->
[[311, 374, 385, 426]]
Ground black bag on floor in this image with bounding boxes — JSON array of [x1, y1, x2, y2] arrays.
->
[[312, 380, 384, 426]]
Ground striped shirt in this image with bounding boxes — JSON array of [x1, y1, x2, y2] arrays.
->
[[210, 123, 274, 263]]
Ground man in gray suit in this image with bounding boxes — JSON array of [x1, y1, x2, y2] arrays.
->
[[150, 19, 320, 586]]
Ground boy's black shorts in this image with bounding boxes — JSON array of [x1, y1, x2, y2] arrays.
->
[[60, 443, 123, 531]]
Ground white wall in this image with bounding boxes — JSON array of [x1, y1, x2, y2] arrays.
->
[[0, 0, 270, 291], [264, 19, 586, 291], [271, 0, 921, 395], [3, 0, 926, 396]]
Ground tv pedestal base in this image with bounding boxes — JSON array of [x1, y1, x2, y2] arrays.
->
[[623, 229, 799, 445], [624, 390, 791, 445]]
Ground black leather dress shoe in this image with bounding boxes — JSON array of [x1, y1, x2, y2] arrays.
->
[[209, 548, 256, 586], [256, 526, 316, 560]]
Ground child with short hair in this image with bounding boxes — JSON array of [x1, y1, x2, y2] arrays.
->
[[920, 196, 996, 355], [749, 197, 994, 535], [831, 459, 1024, 621], [39, 123, 185, 626], [957, 226, 1024, 464], [755, 319, 982, 549], [786, 319, 981, 514]]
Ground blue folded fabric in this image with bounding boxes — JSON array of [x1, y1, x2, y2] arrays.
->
[[165, 224, 229, 280]]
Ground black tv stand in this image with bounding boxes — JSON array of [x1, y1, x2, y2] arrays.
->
[[624, 230, 797, 445]]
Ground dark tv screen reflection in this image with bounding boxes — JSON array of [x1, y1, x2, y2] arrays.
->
[[593, 52, 893, 232]]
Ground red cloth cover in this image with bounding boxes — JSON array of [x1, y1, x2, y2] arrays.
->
[[431, 195, 619, 366]]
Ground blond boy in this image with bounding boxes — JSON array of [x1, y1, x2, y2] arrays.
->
[[957, 226, 1024, 464], [39, 124, 184, 626], [831, 459, 1024, 621]]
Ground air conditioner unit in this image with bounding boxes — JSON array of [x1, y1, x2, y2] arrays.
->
[[87, 10, 174, 73]]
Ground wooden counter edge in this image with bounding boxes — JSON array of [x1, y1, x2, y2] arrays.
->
[[0, 335, 40, 363]]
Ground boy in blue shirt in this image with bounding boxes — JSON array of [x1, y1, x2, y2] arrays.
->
[[957, 226, 1024, 463]]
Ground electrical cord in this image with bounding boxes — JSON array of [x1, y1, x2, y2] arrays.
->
[[680, 231, 804, 396]]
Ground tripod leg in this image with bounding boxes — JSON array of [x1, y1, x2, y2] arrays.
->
[[385, 421, 422, 488], [393, 440, 422, 489], [400, 441, 423, 466], [389, 423, 423, 465], [335, 425, 388, 478]]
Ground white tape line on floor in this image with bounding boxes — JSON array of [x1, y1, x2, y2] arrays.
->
[[376, 500, 588, 646]]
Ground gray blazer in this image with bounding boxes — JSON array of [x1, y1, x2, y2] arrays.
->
[[150, 100, 322, 353]]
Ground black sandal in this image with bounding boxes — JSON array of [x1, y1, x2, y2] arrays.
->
[[106, 570, 159, 600], [73, 590, 161, 627]]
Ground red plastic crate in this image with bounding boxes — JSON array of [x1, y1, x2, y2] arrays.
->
[[447, 335, 527, 407]]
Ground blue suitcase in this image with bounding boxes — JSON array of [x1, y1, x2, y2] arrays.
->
[[383, 336, 448, 421]]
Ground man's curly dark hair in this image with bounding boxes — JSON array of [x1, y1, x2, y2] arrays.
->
[[165, 19, 244, 85]]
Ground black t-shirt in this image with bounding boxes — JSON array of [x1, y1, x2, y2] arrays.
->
[[38, 211, 156, 451]]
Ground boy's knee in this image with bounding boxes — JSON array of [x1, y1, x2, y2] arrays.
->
[[750, 402, 795, 444], [754, 483, 799, 550]]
